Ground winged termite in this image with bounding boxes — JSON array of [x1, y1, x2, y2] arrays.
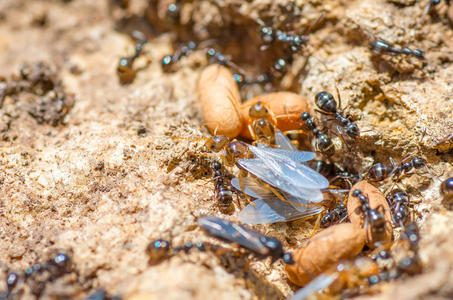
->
[[231, 177, 324, 224], [173, 129, 327, 205], [198, 216, 294, 264]]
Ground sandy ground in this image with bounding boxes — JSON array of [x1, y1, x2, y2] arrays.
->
[[1, 0, 453, 299]]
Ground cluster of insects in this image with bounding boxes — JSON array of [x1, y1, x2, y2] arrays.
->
[[2, 1, 445, 299], [0, 252, 121, 300], [155, 1, 449, 294]]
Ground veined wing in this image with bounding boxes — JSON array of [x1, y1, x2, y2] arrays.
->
[[274, 130, 297, 151], [198, 216, 268, 255], [287, 273, 338, 300], [248, 146, 329, 189], [231, 177, 324, 210], [256, 147, 316, 163], [236, 158, 324, 202], [231, 177, 324, 224], [239, 199, 324, 224]]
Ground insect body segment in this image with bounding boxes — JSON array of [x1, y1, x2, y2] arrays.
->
[[351, 189, 387, 239], [301, 112, 335, 156], [117, 32, 148, 84], [198, 216, 294, 264], [367, 156, 428, 182], [315, 91, 360, 140], [370, 40, 424, 58], [211, 161, 235, 214], [162, 41, 197, 72]]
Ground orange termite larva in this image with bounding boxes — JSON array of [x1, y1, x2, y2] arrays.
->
[[285, 223, 366, 286], [197, 64, 242, 138]]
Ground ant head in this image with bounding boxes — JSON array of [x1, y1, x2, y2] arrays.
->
[[260, 26, 275, 43], [166, 3, 180, 20], [346, 122, 360, 138], [53, 253, 71, 269], [206, 135, 229, 152], [249, 101, 268, 119], [352, 189, 362, 197], [440, 177, 453, 197], [161, 55, 173, 69], [300, 112, 311, 121], [211, 161, 222, 170], [402, 161, 413, 172], [412, 157, 426, 169], [206, 48, 217, 57], [282, 252, 294, 265], [273, 58, 288, 73], [146, 239, 172, 265], [259, 236, 284, 260], [233, 73, 244, 84]]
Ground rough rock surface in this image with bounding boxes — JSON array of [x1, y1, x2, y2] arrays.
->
[[1, 0, 453, 299]]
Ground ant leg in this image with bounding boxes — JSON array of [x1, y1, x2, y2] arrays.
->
[[238, 171, 255, 207], [315, 109, 333, 117], [187, 151, 217, 159], [276, 112, 302, 126], [248, 123, 257, 141], [310, 212, 323, 237], [172, 136, 210, 143], [335, 85, 342, 109]]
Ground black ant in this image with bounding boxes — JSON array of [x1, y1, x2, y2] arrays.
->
[[440, 177, 453, 199], [161, 41, 197, 72], [233, 55, 293, 88], [307, 160, 335, 178], [396, 222, 422, 275], [370, 40, 424, 59], [351, 189, 387, 238], [367, 156, 428, 182], [314, 89, 360, 140], [330, 169, 361, 189], [367, 130, 430, 182], [255, 14, 320, 53], [2, 253, 72, 299], [320, 202, 347, 228], [117, 31, 148, 84], [300, 112, 335, 157], [386, 190, 420, 227], [259, 24, 309, 52], [440, 177, 453, 208], [146, 238, 228, 266], [211, 161, 235, 214], [419, 0, 451, 24]]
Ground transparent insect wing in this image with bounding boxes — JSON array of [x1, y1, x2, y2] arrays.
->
[[257, 147, 316, 163], [239, 199, 324, 224], [250, 143, 316, 164], [198, 216, 269, 255], [231, 177, 273, 199], [288, 273, 338, 300], [248, 146, 329, 189], [232, 177, 324, 214], [274, 129, 297, 150], [236, 158, 324, 202]]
